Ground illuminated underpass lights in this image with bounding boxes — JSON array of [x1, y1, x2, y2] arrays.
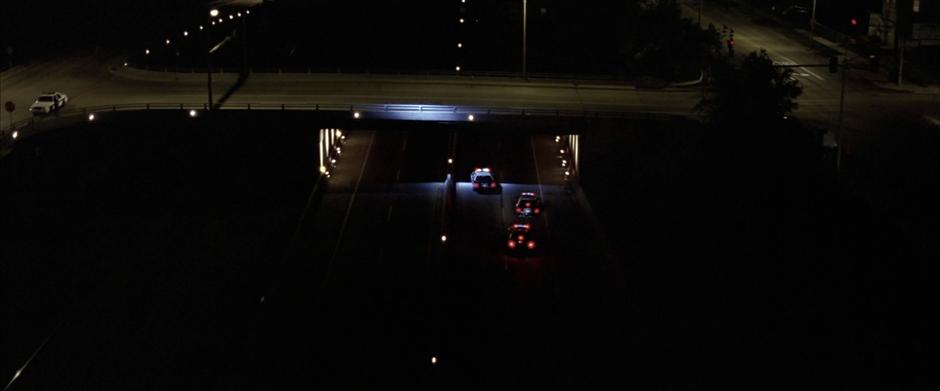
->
[[87, 113, 96, 121], [353, 111, 361, 119], [467, 114, 475, 121], [189, 110, 198, 117]]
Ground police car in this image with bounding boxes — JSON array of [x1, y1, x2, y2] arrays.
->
[[470, 167, 499, 192], [513, 192, 542, 217], [29, 92, 69, 115], [506, 223, 537, 254]]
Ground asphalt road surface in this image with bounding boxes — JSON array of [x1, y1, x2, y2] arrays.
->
[[3, 118, 629, 388], [258, 127, 624, 388]]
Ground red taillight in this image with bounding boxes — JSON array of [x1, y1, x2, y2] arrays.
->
[[507, 240, 516, 249], [527, 241, 536, 249], [534, 208, 540, 214], [525, 202, 531, 208], [490, 182, 497, 188], [473, 182, 480, 188], [515, 207, 522, 213]]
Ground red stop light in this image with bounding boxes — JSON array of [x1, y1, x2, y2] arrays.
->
[[850, 18, 858, 26]]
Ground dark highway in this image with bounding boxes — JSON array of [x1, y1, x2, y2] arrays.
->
[[3, 0, 934, 388], [260, 127, 623, 388]]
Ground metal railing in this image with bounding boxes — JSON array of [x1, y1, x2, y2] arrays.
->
[[2, 102, 688, 150], [59, 102, 686, 120], [124, 61, 637, 85]]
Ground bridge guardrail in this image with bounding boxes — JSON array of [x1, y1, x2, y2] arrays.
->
[[2, 102, 687, 151]]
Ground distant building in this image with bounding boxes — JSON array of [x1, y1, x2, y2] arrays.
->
[[878, 0, 940, 43]]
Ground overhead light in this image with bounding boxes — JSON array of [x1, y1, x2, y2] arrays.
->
[[467, 114, 475, 121], [88, 113, 96, 121], [189, 109, 198, 117]]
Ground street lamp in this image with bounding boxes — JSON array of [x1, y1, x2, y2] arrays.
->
[[206, 9, 219, 110], [522, 0, 527, 80], [698, 0, 703, 27], [810, 0, 817, 33]]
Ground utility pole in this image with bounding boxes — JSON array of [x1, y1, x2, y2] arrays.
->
[[836, 55, 847, 173], [698, 0, 703, 27], [810, 0, 817, 33], [897, 37, 904, 86], [522, 0, 527, 80], [206, 38, 214, 110], [207, 9, 219, 110], [241, 14, 249, 77]]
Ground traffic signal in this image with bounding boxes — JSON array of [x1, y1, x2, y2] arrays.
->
[[828, 56, 839, 73], [850, 18, 858, 27]]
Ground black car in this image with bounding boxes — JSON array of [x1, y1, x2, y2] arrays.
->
[[513, 192, 542, 217], [470, 167, 500, 192], [506, 223, 537, 255]]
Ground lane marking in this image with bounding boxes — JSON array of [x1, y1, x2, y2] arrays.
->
[[529, 135, 551, 243], [4, 322, 62, 391], [778, 54, 825, 81], [321, 131, 376, 290]]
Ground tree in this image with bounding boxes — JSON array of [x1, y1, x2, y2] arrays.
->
[[623, 0, 721, 82], [697, 49, 803, 129]]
